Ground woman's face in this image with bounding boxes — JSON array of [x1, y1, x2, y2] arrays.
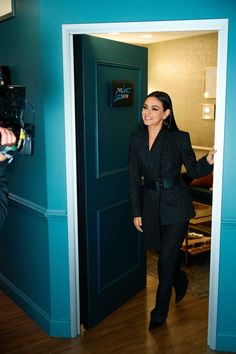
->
[[142, 96, 170, 128]]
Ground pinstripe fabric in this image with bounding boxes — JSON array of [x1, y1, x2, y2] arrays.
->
[[128, 127, 213, 250]]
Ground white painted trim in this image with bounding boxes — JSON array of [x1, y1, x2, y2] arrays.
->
[[208, 19, 228, 349], [62, 19, 226, 34], [62, 27, 80, 337], [62, 19, 228, 346]]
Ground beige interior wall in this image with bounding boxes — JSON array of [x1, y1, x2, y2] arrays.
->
[[147, 33, 218, 147]]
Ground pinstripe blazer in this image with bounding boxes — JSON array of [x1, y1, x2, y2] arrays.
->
[[128, 127, 213, 249]]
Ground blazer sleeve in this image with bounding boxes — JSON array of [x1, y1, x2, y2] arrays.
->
[[0, 162, 9, 228], [181, 132, 213, 178], [128, 135, 142, 217]]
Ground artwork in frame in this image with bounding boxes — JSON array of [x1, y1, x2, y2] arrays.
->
[[201, 103, 215, 120], [0, 0, 15, 22], [204, 66, 217, 99], [111, 81, 134, 107]]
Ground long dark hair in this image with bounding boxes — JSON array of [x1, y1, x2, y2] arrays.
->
[[146, 91, 178, 131]]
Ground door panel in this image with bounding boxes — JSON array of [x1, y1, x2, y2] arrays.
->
[[74, 35, 147, 329]]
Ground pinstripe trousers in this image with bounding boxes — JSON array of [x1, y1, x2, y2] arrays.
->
[[150, 222, 188, 322]]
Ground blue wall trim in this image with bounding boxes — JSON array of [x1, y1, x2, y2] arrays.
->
[[0, 274, 71, 337], [9, 193, 67, 220], [221, 218, 236, 228], [216, 332, 236, 353]]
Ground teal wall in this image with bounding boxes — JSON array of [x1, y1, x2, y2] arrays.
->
[[0, 0, 236, 350], [0, 0, 70, 337]]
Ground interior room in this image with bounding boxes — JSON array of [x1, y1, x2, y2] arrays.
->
[[93, 29, 217, 298]]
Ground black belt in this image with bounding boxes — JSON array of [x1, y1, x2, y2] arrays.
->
[[143, 175, 180, 190]]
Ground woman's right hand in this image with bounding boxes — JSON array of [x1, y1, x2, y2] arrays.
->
[[206, 146, 216, 165], [133, 216, 143, 233]]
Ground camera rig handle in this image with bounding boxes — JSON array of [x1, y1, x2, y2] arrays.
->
[[0, 85, 35, 162]]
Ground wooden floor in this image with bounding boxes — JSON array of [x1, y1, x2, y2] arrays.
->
[[0, 274, 229, 354]]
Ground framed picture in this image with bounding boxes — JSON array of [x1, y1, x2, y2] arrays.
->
[[0, 0, 15, 22], [204, 66, 217, 99], [201, 103, 215, 120], [111, 81, 134, 107]]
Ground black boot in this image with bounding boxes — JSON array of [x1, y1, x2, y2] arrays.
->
[[149, 308, 166, 331], [174, 271, 188, 304], [149, 318, 166, 331]]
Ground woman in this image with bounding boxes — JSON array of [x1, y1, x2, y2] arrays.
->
[[128, 91, 215, 330]]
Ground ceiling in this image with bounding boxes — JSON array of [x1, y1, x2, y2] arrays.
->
[[91, 30, 216, 45]]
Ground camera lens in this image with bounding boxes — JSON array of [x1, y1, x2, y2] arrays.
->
[[0, 66, 11, 86]]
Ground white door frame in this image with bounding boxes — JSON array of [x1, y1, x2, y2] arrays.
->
[[62, 19, 228, 348]]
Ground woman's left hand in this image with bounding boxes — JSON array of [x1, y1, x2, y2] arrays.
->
[[206, 147, 216, 165]]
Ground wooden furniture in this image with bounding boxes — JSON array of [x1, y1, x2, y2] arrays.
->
[[181, 202, 212, 264]]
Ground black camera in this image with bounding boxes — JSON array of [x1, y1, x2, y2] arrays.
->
[[0, 66, 11, 86]]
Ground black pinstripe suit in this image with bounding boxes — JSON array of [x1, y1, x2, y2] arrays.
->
[[128, 126, 213, 249], [128, 126, 213, 322]]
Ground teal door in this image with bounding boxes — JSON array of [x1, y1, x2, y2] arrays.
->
[[74, 35, 147, 329]]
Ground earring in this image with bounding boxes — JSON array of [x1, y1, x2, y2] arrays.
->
[[163, 118, 168, 127]]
